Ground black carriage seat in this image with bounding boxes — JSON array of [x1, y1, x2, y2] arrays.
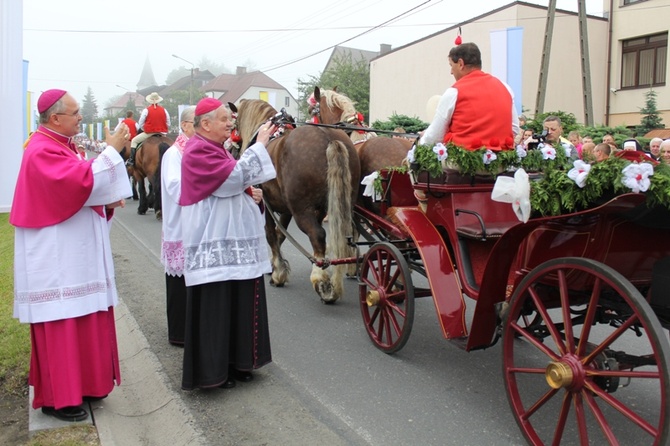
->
[[454, 208, 518, 241]]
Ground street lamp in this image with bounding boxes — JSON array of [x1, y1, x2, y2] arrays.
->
[[172, 54, 195, 105]]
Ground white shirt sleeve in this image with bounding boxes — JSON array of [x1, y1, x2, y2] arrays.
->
[[165, 109, 171, 129], [420, 87, 458, 146], [212, 143, 277, 198], [504, 82, 520, 137], [137, 109, 149, 130], [161, 147, 181, 204], [84, 146, 133, 205]]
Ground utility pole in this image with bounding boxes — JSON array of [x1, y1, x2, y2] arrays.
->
[[535, 0, 557, 117], [578, 0, 594, 126]]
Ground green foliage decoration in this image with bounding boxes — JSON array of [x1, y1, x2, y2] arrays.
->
[[409, 142, 670, 217]]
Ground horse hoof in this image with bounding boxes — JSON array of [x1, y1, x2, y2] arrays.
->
[[137, 210, 146, 215], [320, 298, 337, 305]]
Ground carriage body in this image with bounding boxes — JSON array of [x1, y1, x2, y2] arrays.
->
[[357, 169, 670, 445]]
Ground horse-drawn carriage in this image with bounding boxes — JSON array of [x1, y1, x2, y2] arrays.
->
[[354, 164, 670, 445], [234, 90, 670, 445]]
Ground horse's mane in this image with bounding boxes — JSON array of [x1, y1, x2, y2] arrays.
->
[[321, 89, 357, 123], [236, 99, 277, 152]]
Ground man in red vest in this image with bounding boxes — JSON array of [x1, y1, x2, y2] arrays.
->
[[127, 92, 171, 166], [116, 110, 138, 140], [420, 42, 519, 151]]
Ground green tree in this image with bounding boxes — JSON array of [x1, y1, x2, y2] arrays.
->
[[296, 53, 370, 122], [636, 89, 664, 136], [81, 87, 99, 123], [370, 113, 428, 136]]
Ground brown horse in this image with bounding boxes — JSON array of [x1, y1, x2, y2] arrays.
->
[[236, 99, 360, 303], [131, 134, 173, 219], [309, 87, 413, 210]]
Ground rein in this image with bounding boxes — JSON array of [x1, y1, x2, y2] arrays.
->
[[296, 121, 419, 139]]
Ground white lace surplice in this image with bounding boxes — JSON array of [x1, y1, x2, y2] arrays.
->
[[14, 147, 132, 324], [180, 143, 277, 287]]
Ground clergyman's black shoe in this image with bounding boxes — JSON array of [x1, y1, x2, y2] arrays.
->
[[219, 377, 236, 389], [83, 394, 108, 402], [41, 406, 88, 422], [231, 369, 253, 382]]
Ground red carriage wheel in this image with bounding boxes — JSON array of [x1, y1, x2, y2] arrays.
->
[[359, 242, 415, 354], [502, 257, 670, 445]]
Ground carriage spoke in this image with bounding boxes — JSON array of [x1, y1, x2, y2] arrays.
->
[[520, 386, 562, 420], [510, 320, 561, 361], [557, 270, 576, 354], [585, 380, 659, 437], [572, 392, 590, 446], [528, 285, 568, 356], [576, 276, 603, 357], [550, 391, 572, 446], [583, 390, 619, 444], [582, 313, 639, 365]]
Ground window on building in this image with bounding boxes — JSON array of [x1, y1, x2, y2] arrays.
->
[[622, 0, 646, 5], [621, 33, 667, 89], [285, 96, 290, 107]]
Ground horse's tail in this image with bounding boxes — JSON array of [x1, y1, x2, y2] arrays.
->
[[326, 140, 354, 296]]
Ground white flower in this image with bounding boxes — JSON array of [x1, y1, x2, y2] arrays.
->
[[622, 162, 654, 193], [483, 149, 497, 164], [540, 144, 556, 160], [491, 169, 531, 223], [407, 146, 416, 163], [561, 142, 573, 158], [567, 160, 591, 188], [432, 143, 448, 162], [516, 145, 527, 159], [361, 171, 381, 200]]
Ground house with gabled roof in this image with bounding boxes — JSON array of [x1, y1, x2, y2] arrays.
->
[[202, 67, 298, 119]]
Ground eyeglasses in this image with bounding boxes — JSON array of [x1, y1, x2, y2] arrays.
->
[[56, 110, 81, 117]]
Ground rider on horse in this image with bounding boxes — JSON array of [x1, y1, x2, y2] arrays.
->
[[127, 92, 170, 166]]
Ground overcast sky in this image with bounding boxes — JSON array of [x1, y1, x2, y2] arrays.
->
[[23, 0, 604, 107]]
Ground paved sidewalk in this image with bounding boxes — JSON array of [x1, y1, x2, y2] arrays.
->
[[29, 299, 205, 446]]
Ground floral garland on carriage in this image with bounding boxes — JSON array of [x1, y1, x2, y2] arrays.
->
[[404, 142, 670, 222]]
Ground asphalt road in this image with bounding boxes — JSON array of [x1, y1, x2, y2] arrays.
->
[[110, 199, 530, 446]]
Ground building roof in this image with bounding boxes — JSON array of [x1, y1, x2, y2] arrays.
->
[[103, 91, 145, 111], [137, 56, 158, 90], [644, 129, 670, 139], [202, 68, 288, 103], [323, 45, 388, 73], [160, 69, 216, 96]]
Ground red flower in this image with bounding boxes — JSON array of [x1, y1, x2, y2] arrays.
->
[[231, 129, 241, 143], [489, 137, 500, 148], [504, 136, 514, 148], [470, 138, 483, 149]]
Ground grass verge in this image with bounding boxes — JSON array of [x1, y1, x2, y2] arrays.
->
[[0, 213, 100, 445], [0, 213, 29, 395]]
